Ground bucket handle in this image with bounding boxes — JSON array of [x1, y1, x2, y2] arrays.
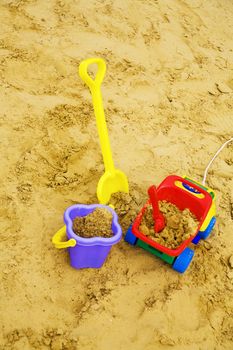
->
[[52, 225, 76, 249]]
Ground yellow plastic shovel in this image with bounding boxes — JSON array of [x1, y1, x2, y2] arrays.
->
[[79, 58, 129, 204]]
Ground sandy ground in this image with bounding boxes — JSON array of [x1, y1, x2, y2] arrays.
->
[[1, 0, 233, 349]]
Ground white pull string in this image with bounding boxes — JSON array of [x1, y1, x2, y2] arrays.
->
[[202, 137, 233, 186]]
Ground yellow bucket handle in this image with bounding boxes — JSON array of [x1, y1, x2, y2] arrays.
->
[[52, 225, 76, 249]]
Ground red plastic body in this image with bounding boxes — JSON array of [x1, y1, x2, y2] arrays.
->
[[132, 175, 213, 257]]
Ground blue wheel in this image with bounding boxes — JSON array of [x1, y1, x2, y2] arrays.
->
[[198, 217, 216, 240], [172, 248, 194, 273], [125, 225, 137, 245]]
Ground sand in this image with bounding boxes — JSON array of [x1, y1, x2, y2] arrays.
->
[[72, 207, 113, 238], [0, 0, 233, 349], [139, 201, 199, 249]]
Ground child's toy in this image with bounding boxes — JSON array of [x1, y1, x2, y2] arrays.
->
[[148, 185, 165, 232], [52, 53, 231, 273], [52, 204, 122, 269], [125, 175, 216, 273], [79, 58, 129, 204], [52, 58, 127, 269]]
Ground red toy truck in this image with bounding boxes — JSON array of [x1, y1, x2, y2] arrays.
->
[[125, 175, 216, 273]]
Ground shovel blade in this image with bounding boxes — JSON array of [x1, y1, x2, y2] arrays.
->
[[154, 215, 166, 233], [97, 169, 129, 204]]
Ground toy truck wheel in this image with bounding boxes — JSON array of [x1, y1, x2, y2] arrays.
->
[[198, 217, 216, 240], [125, 225, 137, 245], [172, 247, 194, 273]]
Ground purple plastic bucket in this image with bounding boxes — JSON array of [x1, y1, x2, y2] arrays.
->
[[64, 204, 122, 269]]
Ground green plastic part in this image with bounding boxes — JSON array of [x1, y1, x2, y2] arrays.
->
[[136, 239, 175, 265], [183, 176, 215, 199]]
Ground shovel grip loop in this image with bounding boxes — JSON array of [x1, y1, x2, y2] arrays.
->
[[79, 58, 106, 91]]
